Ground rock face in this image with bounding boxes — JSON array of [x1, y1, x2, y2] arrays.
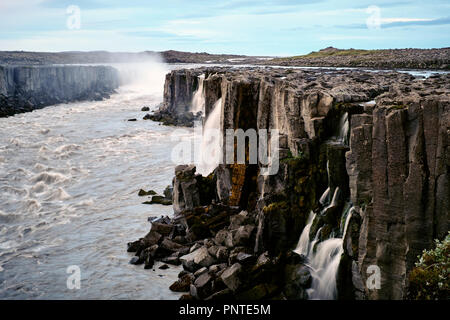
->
[[346, 79, 450, 299], [147, 69, 202, 126], [132, 67, 449, 300], [147, 68, 224, 127], [0, 65, 119, 117]]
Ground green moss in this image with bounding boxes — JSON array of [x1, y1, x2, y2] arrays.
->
[[408, 232, 450, 300], [281, 150, 306, 163]]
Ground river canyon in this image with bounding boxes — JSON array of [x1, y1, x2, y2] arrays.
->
[[0, 60, 448, 300]]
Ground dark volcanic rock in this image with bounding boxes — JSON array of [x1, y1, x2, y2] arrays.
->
[[129, 67, 449, 301], [170, 273, 195, 292], [0, 65, 119, 118]]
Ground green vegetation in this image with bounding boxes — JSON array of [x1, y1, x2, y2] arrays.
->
[[282, 150, 306, 163], [408, 232, 450, 300], [275, 49, 377, 61]]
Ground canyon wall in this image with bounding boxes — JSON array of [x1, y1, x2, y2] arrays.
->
[[0, 65, 120, 117], [145, 68, 449, 300]]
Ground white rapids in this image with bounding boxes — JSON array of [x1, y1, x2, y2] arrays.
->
[[0, 62, 199, 299]]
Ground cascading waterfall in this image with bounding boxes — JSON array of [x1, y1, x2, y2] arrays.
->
[[336, 112, 349, 145], [295, 205, 352, 300], [295, 186, 350, 300], [294, 111, 353, 300], [191, 74, 205, 114], [196, 98, 222, 176]]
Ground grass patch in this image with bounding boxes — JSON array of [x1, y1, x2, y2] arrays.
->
[[275, 49, 377, 61]]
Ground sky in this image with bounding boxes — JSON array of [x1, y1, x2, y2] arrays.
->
[[0, 0, 449, 56]]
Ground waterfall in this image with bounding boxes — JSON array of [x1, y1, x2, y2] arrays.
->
[[294, 193, 353, 300], [196, 98, 222, 176], [296, 212, 316, 256], [191, 74, 205, 114], [306, 237, 344, 300], [336, 112, 349, 145]]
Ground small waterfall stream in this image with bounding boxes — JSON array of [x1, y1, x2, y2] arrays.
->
[[191, 74, 205, 114], [337, 112, 349, 145], [295, 208, 352, 300], [196, 98, 222, 176], [294, 110, 353, 300]]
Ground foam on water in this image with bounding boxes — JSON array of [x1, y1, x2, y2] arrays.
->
[[0, 62, 191, 299]]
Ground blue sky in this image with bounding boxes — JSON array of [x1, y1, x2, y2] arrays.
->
[[0, 0, 449, 55]]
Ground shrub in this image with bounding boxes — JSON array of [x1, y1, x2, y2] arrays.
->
[[407, 232, 450, 300]]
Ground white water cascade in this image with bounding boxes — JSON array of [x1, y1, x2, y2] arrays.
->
[[336, 112, 349, 145], [191, 74, 205, 114], [295, 185, 353, 300], [196, 98, 223, 176]]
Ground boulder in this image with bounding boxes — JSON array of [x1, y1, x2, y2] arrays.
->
[[169, 273, 195, 292], [173, 165, 201, 215], [180, 250, 200, 272], [205, 288, 233, 301], [236, 283, 279, 300], [193, 247, 217, 267], [194, 267, 209, 277], [129, 256, 142, 265], [236, 252, 255, 265], [233, 225, 255, 246], [209, 263, 227, 274], [221, 263, 242, 291], [229, 211, 249, 230], [160, 238, 185, 253], [194, 273, 213, 299], [214, 230, 229, 246], [216, 247, 229, 262], [151, 222, 174, 237], [225, 230, 236, 248], [164, 185, 173, 200], [138, 189, 157, 196]]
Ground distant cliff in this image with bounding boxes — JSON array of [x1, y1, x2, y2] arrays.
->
[[0, 65, 119, 117]]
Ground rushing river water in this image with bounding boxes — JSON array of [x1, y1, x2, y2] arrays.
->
[[0, 62, 198, 299]]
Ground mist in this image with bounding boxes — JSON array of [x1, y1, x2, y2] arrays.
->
[[107, 52, 169, 97]]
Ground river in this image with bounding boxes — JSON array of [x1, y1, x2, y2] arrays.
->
[[0, 62, 197, 299]]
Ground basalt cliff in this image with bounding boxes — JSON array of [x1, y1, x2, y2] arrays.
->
[[0, 65, 119, 117], [129, 67, 449, 300]]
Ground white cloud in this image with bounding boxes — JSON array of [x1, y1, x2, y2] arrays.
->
[[381, 18, 433, 23]]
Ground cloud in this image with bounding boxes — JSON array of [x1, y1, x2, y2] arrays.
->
[[382, 16, 450, 28], [331, 16, 450, 29], [217, 0, 322, 10]]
